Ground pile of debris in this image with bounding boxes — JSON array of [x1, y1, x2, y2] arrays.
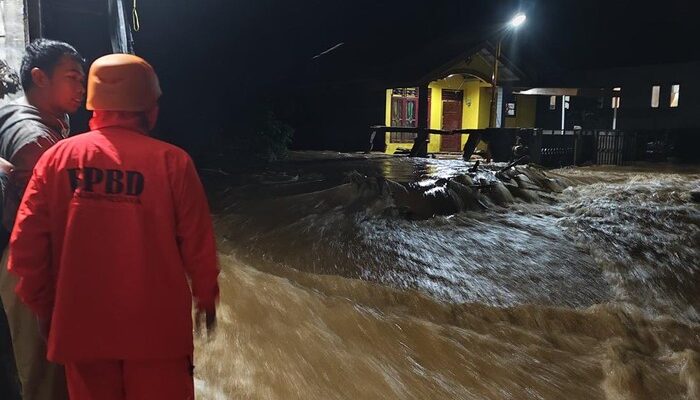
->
[[348, 162, 572, 220]]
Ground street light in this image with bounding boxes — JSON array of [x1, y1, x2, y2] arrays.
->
[[510, 13, 527, 28], [489, 13, 527, 128]]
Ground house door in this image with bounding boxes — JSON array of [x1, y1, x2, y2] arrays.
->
[[441, 89, 463, 152]]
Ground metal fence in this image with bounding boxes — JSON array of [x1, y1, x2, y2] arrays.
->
[[529, 130, 576, 167], [595, 130, 637, 165], [527, 129, 637, 167]]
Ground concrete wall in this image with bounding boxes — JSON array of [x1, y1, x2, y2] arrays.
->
[[0, 0, 26, 103]]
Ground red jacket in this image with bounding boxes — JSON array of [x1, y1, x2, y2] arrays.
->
[[8, 112, 219, 363]]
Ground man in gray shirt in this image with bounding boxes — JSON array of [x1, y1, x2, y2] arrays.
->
[[0, 39, 85, 400]]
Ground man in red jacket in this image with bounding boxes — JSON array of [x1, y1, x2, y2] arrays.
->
[[8, 53, 219, 399]]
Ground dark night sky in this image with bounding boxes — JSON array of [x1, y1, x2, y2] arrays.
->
[[132, 0, 699, 76], [43, 0, 700, 152], [122, 0, 700, 119]]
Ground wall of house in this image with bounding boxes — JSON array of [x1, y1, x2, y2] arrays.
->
[[461, 81, 482, 129], [385, 75, 497, 154], [505, 95, 537, 128], [427, 83, 442, 153], [428, 75, 491, 129], [384, 89, 392, 126], [535, 95, 613, 130], [576, 62, 700, 131], [478, 87, 491, 129]]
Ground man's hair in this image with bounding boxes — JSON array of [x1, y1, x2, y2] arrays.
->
[[20, 39, 85, 92]]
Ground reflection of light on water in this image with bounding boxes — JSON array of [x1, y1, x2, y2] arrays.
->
[[194, 379, 227, 400], [416, 179, 436, 187], [422, 186, 444, 196]]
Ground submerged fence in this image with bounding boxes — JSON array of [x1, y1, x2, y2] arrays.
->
[[371, 125, 698, 166], [528, 129, 637, 167]]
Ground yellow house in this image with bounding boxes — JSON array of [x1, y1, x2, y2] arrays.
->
[[384, 46, 537, 154]]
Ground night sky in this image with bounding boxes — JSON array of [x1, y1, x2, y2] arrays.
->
[[42, 0, 699, 152], [132, 0, 698, 77]]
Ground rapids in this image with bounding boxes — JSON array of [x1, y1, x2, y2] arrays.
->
[[195, 154, 700, 399]]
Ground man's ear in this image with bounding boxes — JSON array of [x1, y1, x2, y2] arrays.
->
[[30, 67, 50, 88]]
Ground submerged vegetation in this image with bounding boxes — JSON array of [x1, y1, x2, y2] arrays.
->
[[198, 105, 294, 170]]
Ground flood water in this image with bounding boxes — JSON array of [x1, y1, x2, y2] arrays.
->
[[195, 153, 700, 399]]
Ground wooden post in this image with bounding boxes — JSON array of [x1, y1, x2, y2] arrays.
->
[[489, 39, 502, 128], [410, 85, 430, 157], [366, 128, 377, 153]]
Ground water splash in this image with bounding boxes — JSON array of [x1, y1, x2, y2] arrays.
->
[[199, 157, 700, 399]]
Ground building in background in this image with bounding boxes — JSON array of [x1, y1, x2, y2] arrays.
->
[[532, 61, 700, 132], [383, 44, 536, 154], [516, 61, 700, 162]]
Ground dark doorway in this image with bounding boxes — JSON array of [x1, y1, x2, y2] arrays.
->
[[441, 89, 463, 152]]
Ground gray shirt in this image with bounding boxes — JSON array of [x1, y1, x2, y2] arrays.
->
[[0, 96, 69, 230]]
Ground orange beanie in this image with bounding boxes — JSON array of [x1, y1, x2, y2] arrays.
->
[[86, 53, 162, 112]]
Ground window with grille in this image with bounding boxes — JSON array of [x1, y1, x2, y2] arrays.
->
[[390, 88, 420, 143]]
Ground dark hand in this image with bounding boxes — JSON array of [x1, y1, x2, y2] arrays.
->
[[196, 307, 217, 337]]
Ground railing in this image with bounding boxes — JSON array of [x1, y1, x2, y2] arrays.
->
[[530, 130, 576, 167], [367, 125, 460, 154], [369, 125, 640, 167]]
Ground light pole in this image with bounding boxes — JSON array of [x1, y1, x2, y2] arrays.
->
[[489, 13, 526, 128]]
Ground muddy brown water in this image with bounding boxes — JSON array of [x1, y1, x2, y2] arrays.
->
[[194, 155, 700, 399]]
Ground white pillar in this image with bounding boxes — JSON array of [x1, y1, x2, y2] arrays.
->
[[495, 87, 503, 128], [560, 95, 566, 131]]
